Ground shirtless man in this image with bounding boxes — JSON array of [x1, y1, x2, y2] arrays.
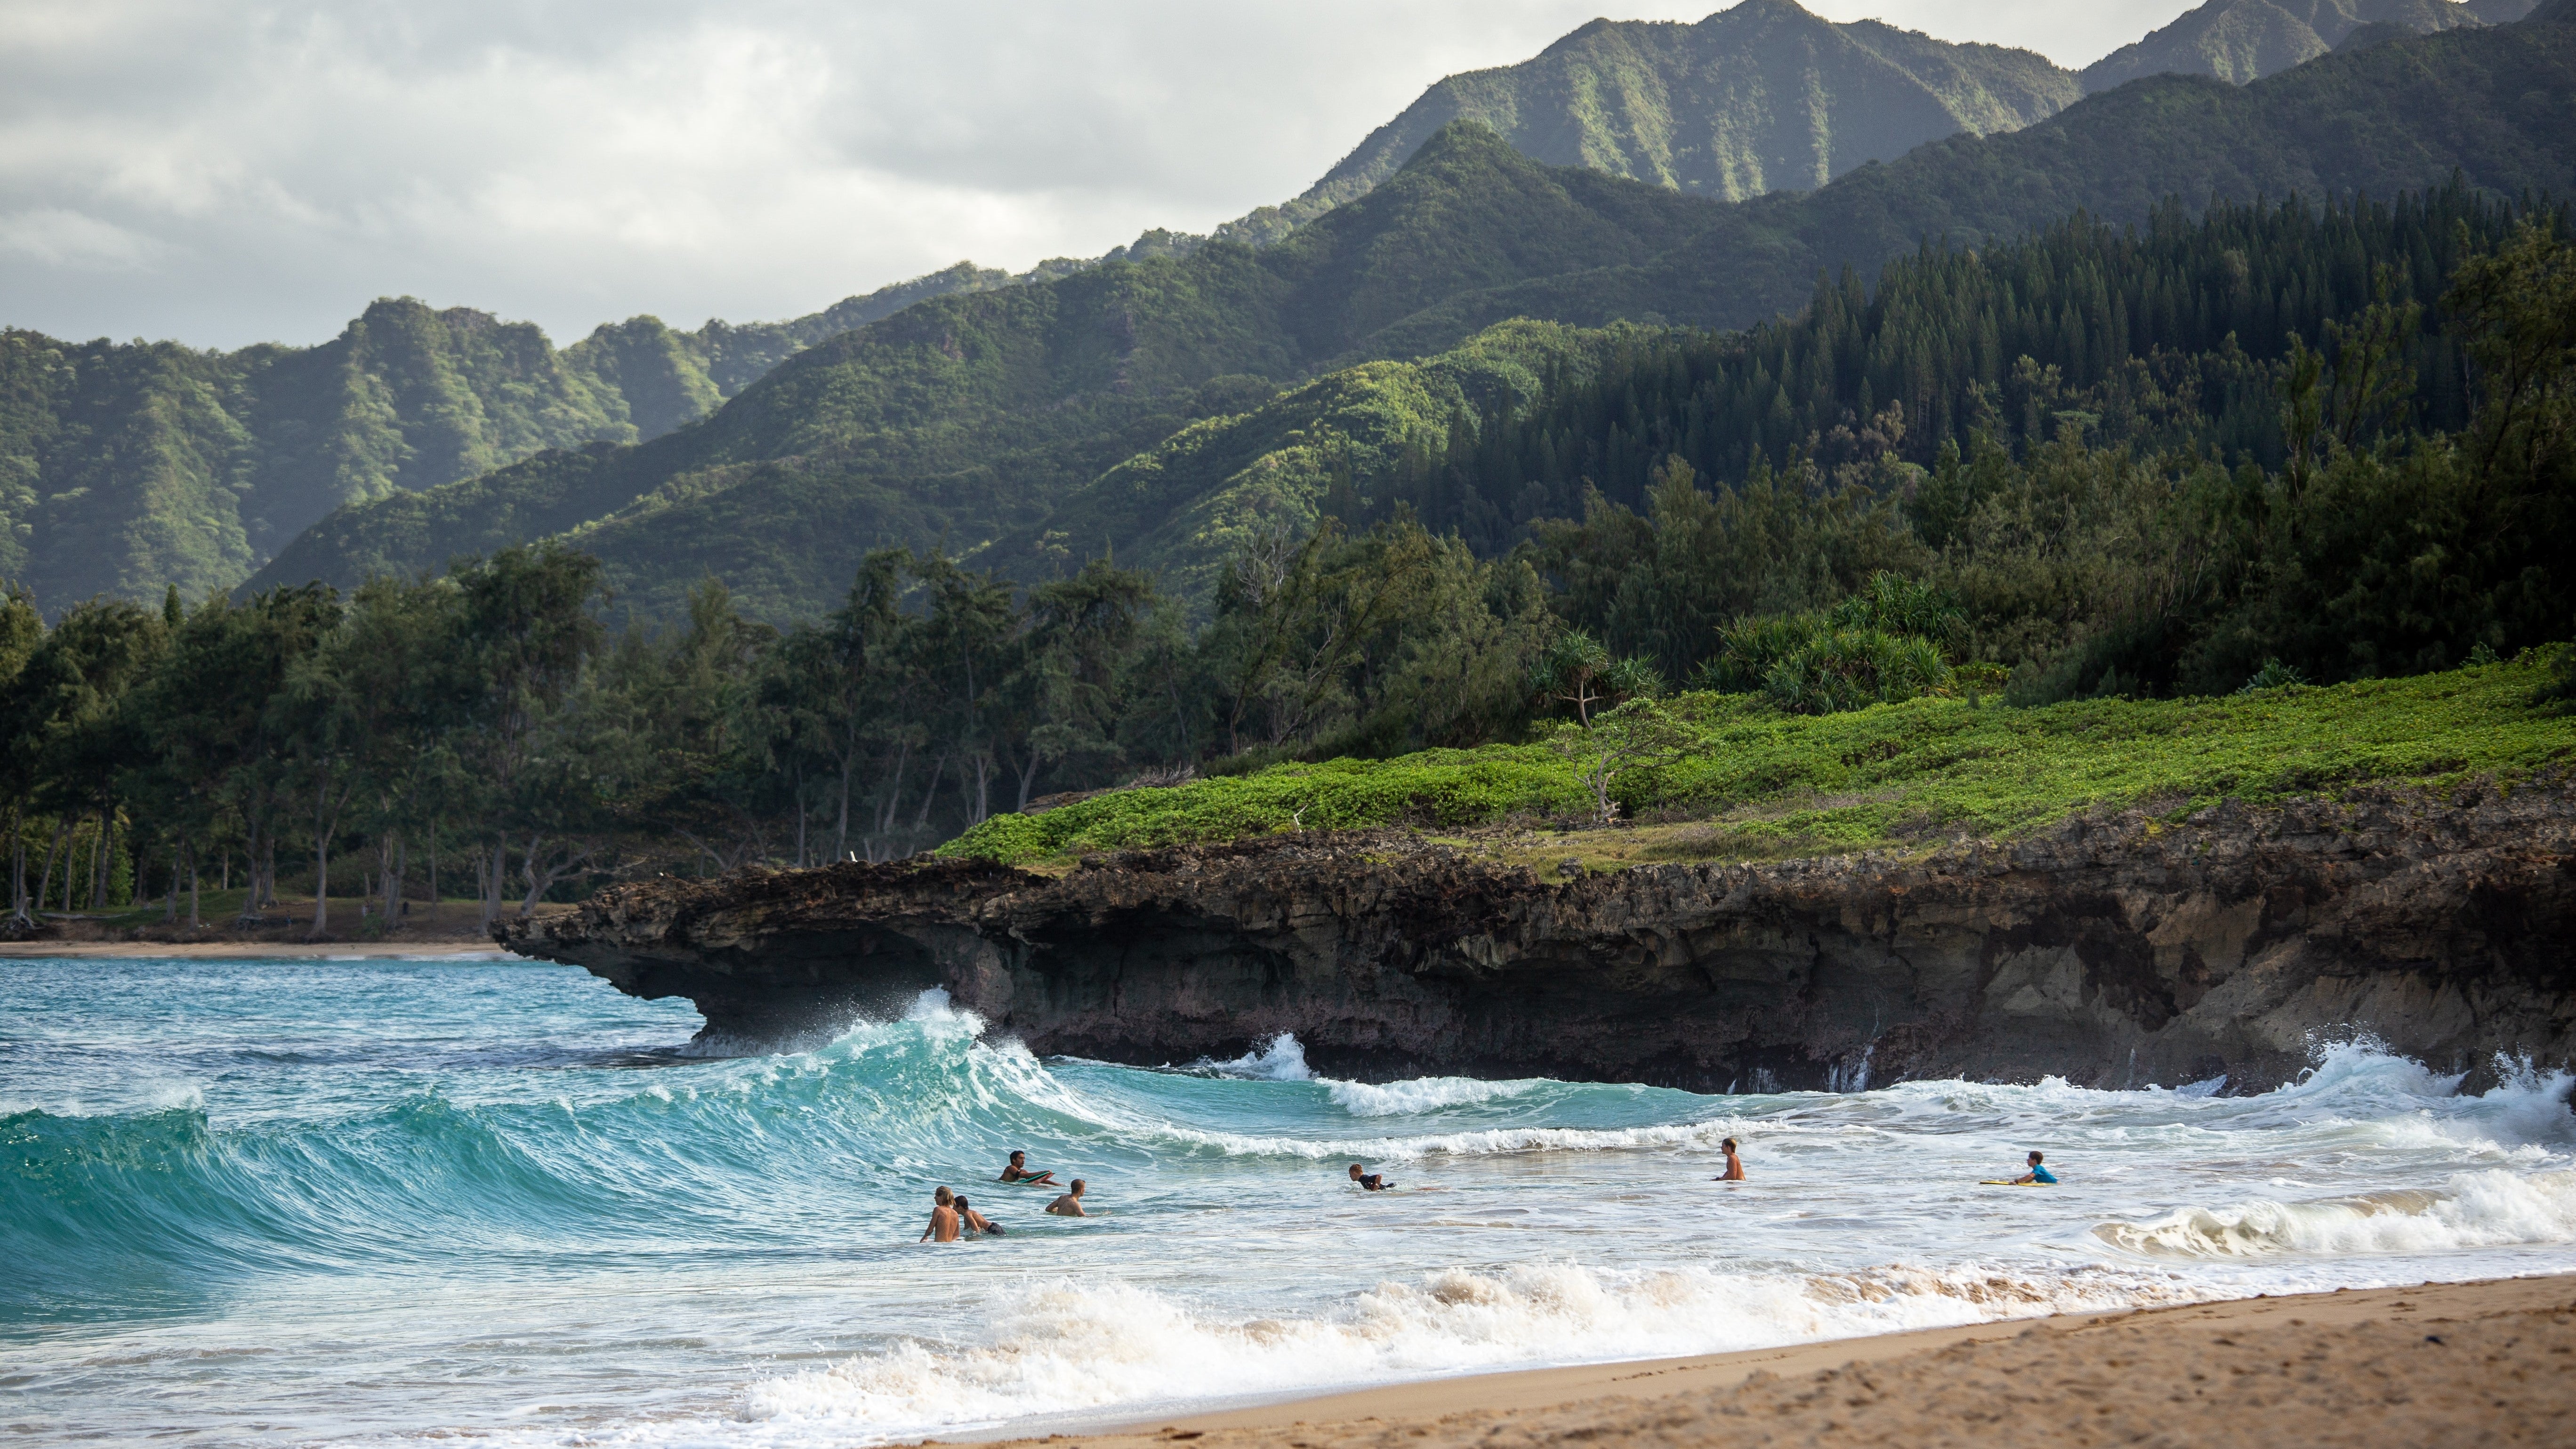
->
[[998, 1150, 1059, 1186], [1046, 1179, 1091, 1216], [1713, 1138, 1746, 1181], [919, 1185, 960, 1242], [955, 1194, 1002, 1236], [1348, 1163, 1394, 1191]]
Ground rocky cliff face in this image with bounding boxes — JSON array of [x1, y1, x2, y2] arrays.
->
[[502, 781, 2576, 1092]]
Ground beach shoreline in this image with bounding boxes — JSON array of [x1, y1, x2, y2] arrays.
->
[[963, 1276, 2576, 1448], [0, 937, 515, 958]]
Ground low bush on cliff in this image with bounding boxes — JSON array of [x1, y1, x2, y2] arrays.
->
[[937, 651, 2576, 865]]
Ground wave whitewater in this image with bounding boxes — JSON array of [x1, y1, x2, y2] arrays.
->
[[2095, 1169, 2576, 1259], [734, 1260, 2203, 1443], [9, 965, 2575, 1449]]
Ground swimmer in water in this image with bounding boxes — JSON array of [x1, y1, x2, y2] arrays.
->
[[1046, 1179, 1091, 1216], [1349, 1163, 1394, 1191], [999, 1150, 1059, 1186], [955, 1194, 1003, 1236], [919, 1185, 960, 1242], [2013, 1151, 2058, 1184], [1713, 1137, 1746, 1181]]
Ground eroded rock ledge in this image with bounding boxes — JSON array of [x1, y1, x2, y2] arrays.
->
[[500, 781, 2576, 1091]]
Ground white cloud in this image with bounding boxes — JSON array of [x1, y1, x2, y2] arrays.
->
[[0, 1, 2206, 350], [0, 206, 163, 268]]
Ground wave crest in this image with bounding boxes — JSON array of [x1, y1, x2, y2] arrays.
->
[[2094, 1169, 2576, 1258]]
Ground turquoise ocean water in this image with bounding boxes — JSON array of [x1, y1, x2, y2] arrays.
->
[[5, 955, 2573, 1446]]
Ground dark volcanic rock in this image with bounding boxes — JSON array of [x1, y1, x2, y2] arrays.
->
[[502, 781, 2576, 1092]]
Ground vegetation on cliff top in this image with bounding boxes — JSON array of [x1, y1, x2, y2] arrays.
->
[[937, 650, 2576, 867]]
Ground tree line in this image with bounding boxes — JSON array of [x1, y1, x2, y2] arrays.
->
[[3, 192, 2568, 934]]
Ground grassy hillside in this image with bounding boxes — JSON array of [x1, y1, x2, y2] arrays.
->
[[2081, 0, 2527, 91], [1306, 0, 2077, 206], [938, 651, 2576, 867]]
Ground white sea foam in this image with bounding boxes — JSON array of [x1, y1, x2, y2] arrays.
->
[[1325, 1075, 1551, 1117], [2095, 1168, 2576, 1259], [733, 1261, 2200, 1445], [1194, 1032, 1314, 1080]]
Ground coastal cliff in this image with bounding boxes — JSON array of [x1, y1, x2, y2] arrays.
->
[[500, 780, 2576, 1092]]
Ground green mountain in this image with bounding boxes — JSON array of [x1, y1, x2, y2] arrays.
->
[[1419, 6, 2576, 348], [255, 11, 2576, 621], [252, 126, 1729, 619], [1217, 0, 2078, 249], [0, 261, 1061, 611], [2079, 0, 2531, 90]]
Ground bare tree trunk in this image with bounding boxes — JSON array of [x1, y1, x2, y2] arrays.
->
[[836, 757, 853, 860], [187, 839, 202, 928], [427, 819, 437, 910], [263, 834, 278, 910], [518, 834, 544, 918], [36, 816, 67, 918], [382, 832, 404, 924], [309, 776, 333, 941], [912, 753, 947, 830], [478, 837, 511, 931], [1013, 743, 1043, 814], [8, 805, 27, 924], [163, 840, 179, 922], [95, 805, 115, 910], [85, 811, 105, 911]]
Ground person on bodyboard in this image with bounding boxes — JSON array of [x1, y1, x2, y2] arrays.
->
[[1349, 1163, 1395, 1191], [998, 1150, 1058, 1186]]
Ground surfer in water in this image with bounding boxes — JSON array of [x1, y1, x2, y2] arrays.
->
[[1349, 1163, 1394, 1191], [919, 1186, 961, 1242], [2013, 1151, 2058, 1184], [1713, 1137, 1746, 1180], [955, 1194, 1003, 1236], [1046, 1179, 1091, 1216], [999, 1150, 1059, 1186]]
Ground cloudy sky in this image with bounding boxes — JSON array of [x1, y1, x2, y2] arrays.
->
[[0, 1, 2204, 350]]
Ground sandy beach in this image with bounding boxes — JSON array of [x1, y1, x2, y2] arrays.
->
[[992, 1277, 2575, 1449], [0, 937, 513, 958], [0, 900, 571, 957]]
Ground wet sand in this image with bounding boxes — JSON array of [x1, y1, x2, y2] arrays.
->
[[983, 1276, 2574, 1449]]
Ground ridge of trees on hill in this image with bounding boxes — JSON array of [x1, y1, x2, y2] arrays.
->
[[4, 194, 2568, 931]]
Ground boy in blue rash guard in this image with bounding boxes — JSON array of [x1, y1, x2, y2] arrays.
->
[[2013, 1151, 2058, 1184]]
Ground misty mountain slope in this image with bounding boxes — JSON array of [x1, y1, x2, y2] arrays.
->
[[249, 126, 1729, 617], [2079, 0, 2530, 90], [1295, 0, 2077, 210], [253, 13, 2576, 623], [0, 261, 1057, 611], [1388, 7, 2576, 354]]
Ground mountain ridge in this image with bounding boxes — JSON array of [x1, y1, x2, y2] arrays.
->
[[2079, 0, 2533, 90], [247, 16, 2576, 621]]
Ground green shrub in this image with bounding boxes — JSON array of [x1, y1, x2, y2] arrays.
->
[[938, 652, 2576, 864]]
